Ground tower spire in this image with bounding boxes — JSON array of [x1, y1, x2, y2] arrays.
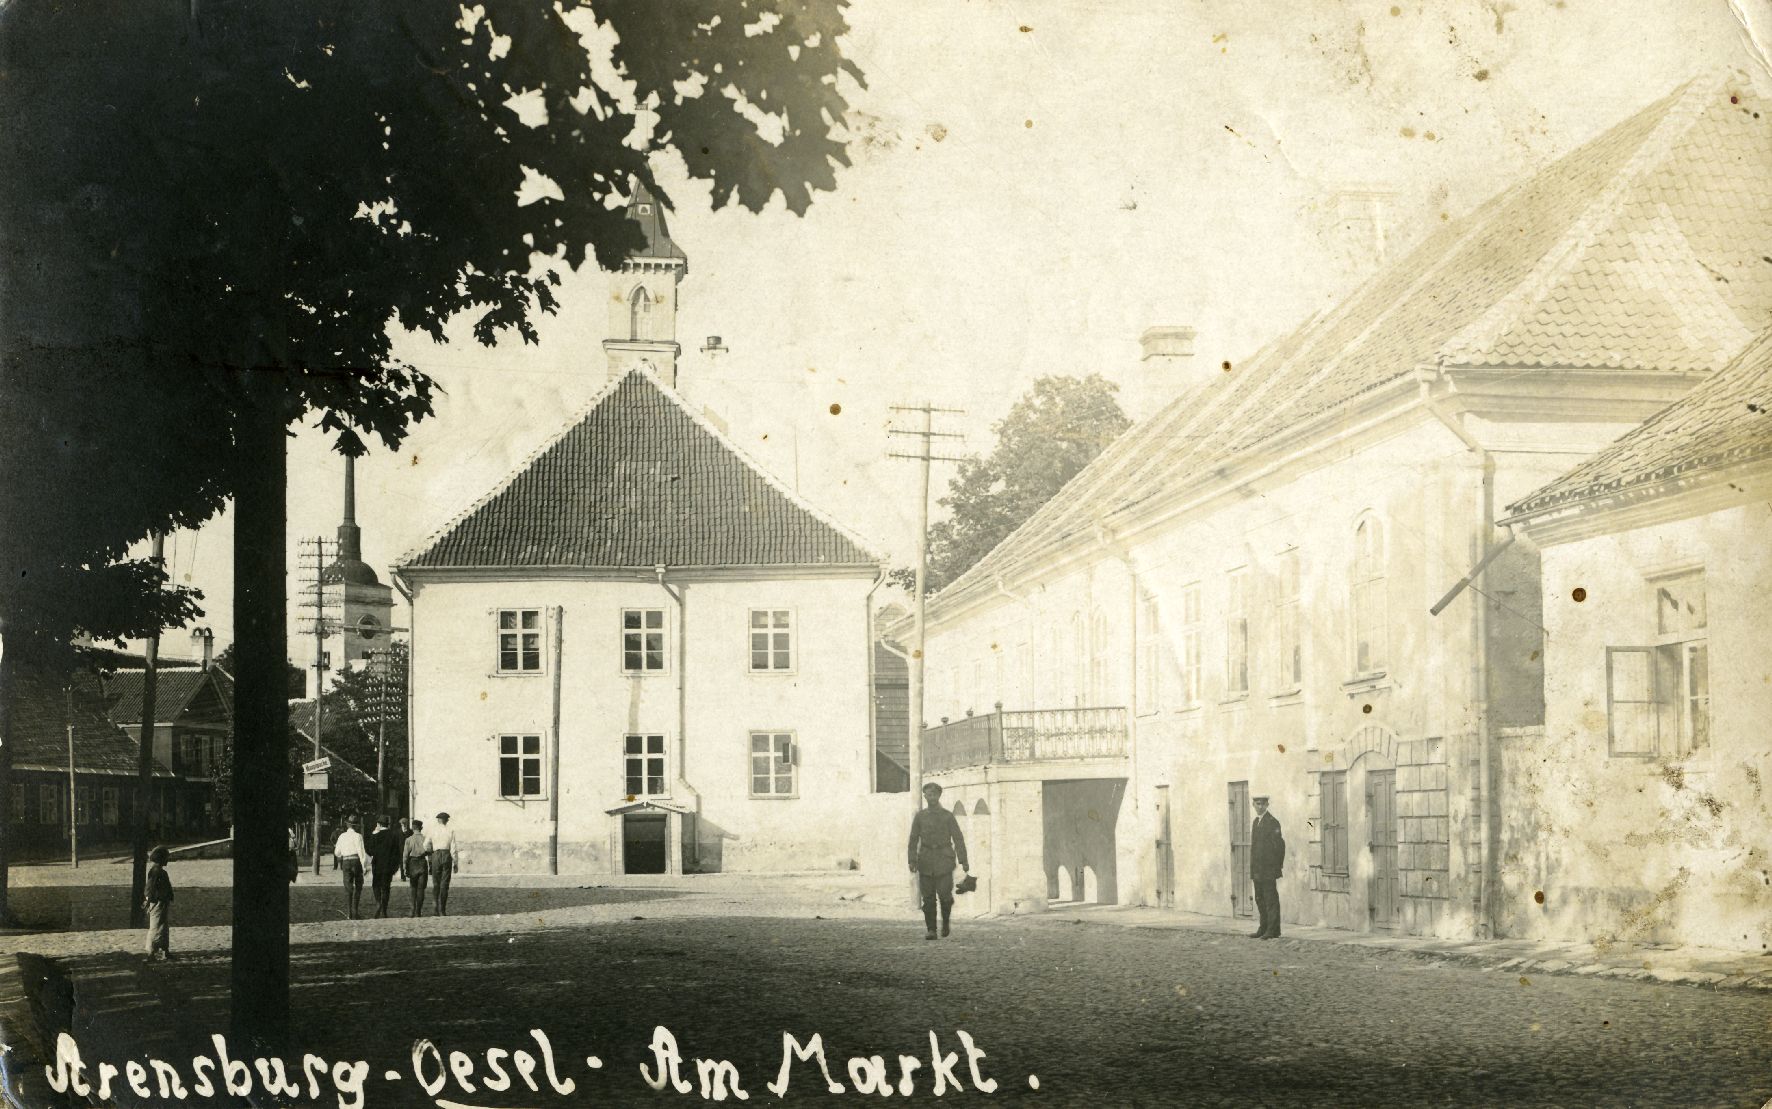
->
[[603, 179, 688, 388]]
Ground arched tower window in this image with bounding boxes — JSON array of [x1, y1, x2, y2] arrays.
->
[[1352, 515, 1387, 675], [629, 286, 653, 341]]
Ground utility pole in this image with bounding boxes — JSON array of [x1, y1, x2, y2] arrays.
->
[[65, 685, 77, 869], [887, 403, 967, 800], [297, 537, 336, 875], [129, 531, 165, 927]]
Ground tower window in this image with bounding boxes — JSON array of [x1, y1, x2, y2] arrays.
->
[[630, 286, 653, 342]]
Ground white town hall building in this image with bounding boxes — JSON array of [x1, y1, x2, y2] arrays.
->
[[395, 189, 889, 875]]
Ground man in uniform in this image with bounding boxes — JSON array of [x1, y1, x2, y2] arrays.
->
[[907, 781, 969, 941], [1250, 795, 1286, 939]]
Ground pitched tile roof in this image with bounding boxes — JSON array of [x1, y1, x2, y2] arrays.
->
[[10, 674, 174, 777], [400, 369, 880, 571], [930, 72, 1772, 615], [1506, 327, 1772, 520], [100, 669, 229, 728], [288, 701, 379, 785]]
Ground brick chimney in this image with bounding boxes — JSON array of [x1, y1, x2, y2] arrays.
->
[[1123, 325, 1203, 423]]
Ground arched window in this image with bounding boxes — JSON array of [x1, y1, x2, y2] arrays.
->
[[1352, 515, 1387, 674], [629, 286, 653, 341]]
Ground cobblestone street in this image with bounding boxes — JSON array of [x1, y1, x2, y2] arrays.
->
[[12, 906, 1772, 1108]]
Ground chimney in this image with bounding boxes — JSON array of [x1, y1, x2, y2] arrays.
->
[[1123, 325, 1203, 423], [701, 335, 728, 357], [191, 627, 214, 670]]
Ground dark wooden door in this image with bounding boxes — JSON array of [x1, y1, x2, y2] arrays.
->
[[623, 813, 668, 875], [1367, 770, 1399, 928], [1227, 781, 1252, 917]]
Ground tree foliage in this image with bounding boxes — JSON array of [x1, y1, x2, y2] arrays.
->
[[907, 375, 1130, 595], [1, 0, 864, 1043]]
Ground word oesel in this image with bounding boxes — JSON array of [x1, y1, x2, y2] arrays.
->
[[43, 1025, 1036, 1106]]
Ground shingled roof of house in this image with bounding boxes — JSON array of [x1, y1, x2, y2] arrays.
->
[[11, 674, 174, 777], [1506, 327, 1772, 521], [101, 668, 230, 728], [288, 701, 380, 785], [930, 71, 1772, 615], [399, 369, 880, 571]]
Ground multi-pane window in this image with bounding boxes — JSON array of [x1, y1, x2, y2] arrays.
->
[[749, 609, 793, 671], [1352, 517, 1387, 675], [1275, 549, 1302, 690], [498, 734, 543, 798], [101, 787, 119, 825], [9, 784, 23, 824], [1180, 583, 1203, 706], [39, 784, 59, 826], [1319, 771, 1349, 875], [1225, 569, 1250, 696], [624, 734, 667, 797], [1137, 591, 1161, 711], [497, 609, 543, 673], [1607, 570, 1710, 757], [750, 732, 797, 797], [622, 609, 666, 673]]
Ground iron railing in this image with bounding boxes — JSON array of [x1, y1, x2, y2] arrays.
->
[[921, 706, 1128, 774]]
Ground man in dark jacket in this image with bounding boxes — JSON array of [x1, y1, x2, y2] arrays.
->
[[1250, 795, 1285, 939], [367, 815, 404, 918], [907, 781, 969, 941]]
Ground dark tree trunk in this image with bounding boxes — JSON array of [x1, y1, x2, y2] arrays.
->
[[130, 544, 162, 928], [231, 375, 291, 1054]]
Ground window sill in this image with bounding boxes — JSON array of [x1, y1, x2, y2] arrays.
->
[[748, 794, 800, 801], [1341, 672, 1390, 697], [1268, 689, 1304, 707], [497, 794, 549, 804], [1218, 693, 1250, 707], [490, 669, 546, 680]]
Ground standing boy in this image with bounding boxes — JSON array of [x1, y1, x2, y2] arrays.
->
[[144, 845, 174, 960]]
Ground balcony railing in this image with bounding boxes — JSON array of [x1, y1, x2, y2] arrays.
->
[[921, 706, 1129, 774]]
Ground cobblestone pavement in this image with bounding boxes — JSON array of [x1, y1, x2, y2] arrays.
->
[[12, 911, 1772, 1108]]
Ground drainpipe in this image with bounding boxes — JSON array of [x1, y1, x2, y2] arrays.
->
[[655, 566, 698, 868], [864, 565, 888, 793], [1420, 374, 1499, 939], [549, 605, 564, 875]]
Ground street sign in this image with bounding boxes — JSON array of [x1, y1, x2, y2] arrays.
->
[[302, 756, 332, 775], [304, 770, 330, 791]]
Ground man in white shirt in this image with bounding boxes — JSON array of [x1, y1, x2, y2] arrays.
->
[[333, 814, 370, 920], [429, 812, 458, 916]]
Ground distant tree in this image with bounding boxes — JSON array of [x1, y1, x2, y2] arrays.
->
[[213, 645, 308, 701], [1, 0, 863, 1051], [901, 375, 1130, 595]]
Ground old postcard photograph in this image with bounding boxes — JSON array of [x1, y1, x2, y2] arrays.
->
[[1, 0, 1770, 1105]]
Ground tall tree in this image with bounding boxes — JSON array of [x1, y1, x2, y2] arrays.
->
[[912, 375, 1130, 594], [1, 0, 863, 1051]]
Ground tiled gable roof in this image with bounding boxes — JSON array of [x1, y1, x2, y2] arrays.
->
[[400, 369, 879, 571], [1506, 327, 1772, 519], [932, 72, 1772, 613], [11, 674, 174, 777], [101, 669, 228, 728], [288, 701, 379, 785]]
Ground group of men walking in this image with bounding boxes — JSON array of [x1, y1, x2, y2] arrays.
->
[[329, 812, 458, 920]]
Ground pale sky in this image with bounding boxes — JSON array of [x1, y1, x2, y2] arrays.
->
[[139, 0, 1766, 658]]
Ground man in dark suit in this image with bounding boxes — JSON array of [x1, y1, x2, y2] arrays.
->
[[1250, 795, 1285, 939], [907, 782, 969, 941]]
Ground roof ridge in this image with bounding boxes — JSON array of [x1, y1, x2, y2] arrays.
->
[[1439, 76, 1713, 365], [641, 373, 887, 563], [395, 367, 643, 570]]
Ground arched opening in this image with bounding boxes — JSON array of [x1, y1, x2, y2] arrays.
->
[[629, 285, 653, 341]]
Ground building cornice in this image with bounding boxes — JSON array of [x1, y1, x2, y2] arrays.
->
[[396, 562, 882, 587], [1508, 457, 1772, 546]]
